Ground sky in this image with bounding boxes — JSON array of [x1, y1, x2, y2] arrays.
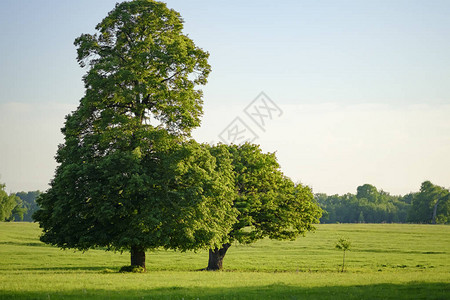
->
[[0, 0, 449, 195]]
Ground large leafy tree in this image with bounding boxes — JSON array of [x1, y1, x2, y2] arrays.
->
[[205, 143, 322, 270], [34, 0, 236, 271]]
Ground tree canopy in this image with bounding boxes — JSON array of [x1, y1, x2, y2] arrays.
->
[[408, 181, 449, 224], [226, 143, 320, 243], [206, 143, 322, 270], [73, 0, 210, 136]]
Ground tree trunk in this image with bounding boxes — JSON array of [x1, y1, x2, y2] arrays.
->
[[130, 246, 146, 270], [341, 250, 346, 272], [432, 199, 440, 224], [207, 243, 231, 270]]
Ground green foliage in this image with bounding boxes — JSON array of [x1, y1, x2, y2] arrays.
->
[[119, 265, 146, 273], [336, 236, 351, 273], [14, 191, 40, 222], [358, 211, 365, 223], [0, 183, 27, 222], [35, 137, 237, 253], [154, 141, 238, 251], [317, 181, 450, 224], [73, 0, 210, 135], [317, 185, 412, 223], [33, 0, 236, 265], [214, 143, 322, 245], [335, 237, 352, 251], [356, 184, 379, 203], [0, 184, 16, 221], [10, 198, 27, 221], [408, 181, 449, 224]]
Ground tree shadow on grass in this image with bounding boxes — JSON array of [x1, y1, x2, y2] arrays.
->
[[0, 282, 448, 300], [20, 266, 116, 272], [0, 241, 46, 247]]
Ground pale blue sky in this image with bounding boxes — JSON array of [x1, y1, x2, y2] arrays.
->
[[0, 1, 449, 194]]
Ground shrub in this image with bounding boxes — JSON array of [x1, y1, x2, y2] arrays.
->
[[119, 265, 145, 273]]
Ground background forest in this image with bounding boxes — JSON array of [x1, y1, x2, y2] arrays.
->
[[1, 180, 448, 224]]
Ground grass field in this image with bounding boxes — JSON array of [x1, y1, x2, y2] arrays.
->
[[0, 223, 449, 299]]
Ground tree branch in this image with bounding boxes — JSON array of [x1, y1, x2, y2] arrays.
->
[[160, 67, 187, 83]]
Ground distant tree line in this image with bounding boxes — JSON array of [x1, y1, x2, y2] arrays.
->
[[1, 180, 448, 225], [0, 184, 40, 222], [316, 181, 449, 224], [14, 191, 41, 222]]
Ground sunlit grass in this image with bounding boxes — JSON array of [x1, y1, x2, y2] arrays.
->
[[0, 223, 449, 299]]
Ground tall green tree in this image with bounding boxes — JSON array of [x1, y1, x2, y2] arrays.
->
[[205, 143, 322, 270], [34, 0, 236, 271]]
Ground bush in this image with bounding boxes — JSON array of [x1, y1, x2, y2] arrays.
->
[[119, 265, 145, 273], [102, 268, 116, 273]]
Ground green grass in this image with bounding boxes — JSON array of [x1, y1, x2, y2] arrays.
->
[[0, 223, 449, 299]]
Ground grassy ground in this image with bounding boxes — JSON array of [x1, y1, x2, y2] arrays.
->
[[0, 223, 449, 299]]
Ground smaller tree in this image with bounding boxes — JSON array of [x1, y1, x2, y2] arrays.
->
[[10, 197, 27, 221], [335, 237, 351, 272], [15, 191, 41, 222], [205, 143, 322, 270], [358, 211, 365, 223], [1, 184, 16, 221], [0, 184, 26, 222], [357, 184, 379, 203]]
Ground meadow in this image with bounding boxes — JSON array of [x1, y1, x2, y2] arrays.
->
[[0, 223, 449, 299]]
